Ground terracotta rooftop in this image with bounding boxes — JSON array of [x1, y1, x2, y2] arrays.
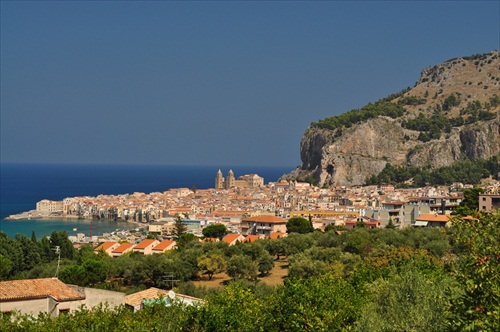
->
[[94, 241, 117, 252], [134, 239, 157, 250], [416, 214, 450, 223], [152, 240, 176, 251], [0, 278, 85, 302], [268, 232, 286, 239], [125, 287, 170, 307], [243, 235, 261, 243], [112, 242, 135, 253], [222, 233, 243, 244], [242, 215, 286, 223]]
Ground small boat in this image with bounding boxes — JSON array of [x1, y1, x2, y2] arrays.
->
[[73, 228, 77, 231]]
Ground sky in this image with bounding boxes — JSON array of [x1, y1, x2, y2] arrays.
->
[[1, 1, 499, 168]]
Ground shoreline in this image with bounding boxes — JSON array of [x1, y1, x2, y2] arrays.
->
[[4, 210, 143, 227]]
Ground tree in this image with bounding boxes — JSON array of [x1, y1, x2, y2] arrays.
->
[[202, 224, 228, 240], [0, 253, 13, 279], [449, 213, 500, 330], [177, 233, 198, 247], [257, 251, 275, 276], [286, 217, 313, 234], [226, 255, 257, 280], [197, 253, 226, 280], [172, 216, 187, 239], [454, 187, 484, 216]]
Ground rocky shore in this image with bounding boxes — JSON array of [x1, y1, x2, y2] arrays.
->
[[5, 210, 80, 220]]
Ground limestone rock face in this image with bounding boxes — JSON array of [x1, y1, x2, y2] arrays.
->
[[285, 51, 500, 187]]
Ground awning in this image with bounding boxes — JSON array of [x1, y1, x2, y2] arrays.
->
[[413, 221, 429, 227]]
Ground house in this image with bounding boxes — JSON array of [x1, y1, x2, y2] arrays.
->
[[344, 217, 382, 229], [111, 243, 135, 257], [413, 214, 451, 227], [133, 239, 160, 255], [125, 287, 203, 312], [240, 215, 287, 237], [94, 241, 119, 256], [0, 278, 85, 317], [151, 240, 177, 253], [221, 233, 245, 246], [479, 194, 500, 212], [201, 237, 219, 243], [268, 231, 287, 239], [243, 235, 261, 243]]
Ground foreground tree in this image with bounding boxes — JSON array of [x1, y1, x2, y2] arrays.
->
[[226, 255, 257, 280], [202, 224, 228, 240], [197, 253, 226, 280], [172, 216, 187, 239], [449, 213, 500, 331], [286, 217, 313, 234]]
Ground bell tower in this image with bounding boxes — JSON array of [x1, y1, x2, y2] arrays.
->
[[215, 169, 225, 189], [226, 169, 235, 189]]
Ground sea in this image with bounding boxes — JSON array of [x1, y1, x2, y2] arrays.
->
[[0, 163, 292, 239]]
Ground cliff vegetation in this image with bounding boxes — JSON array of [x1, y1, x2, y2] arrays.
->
[[288, 50, 500, 187]]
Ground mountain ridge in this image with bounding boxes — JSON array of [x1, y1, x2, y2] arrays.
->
[[284, 50, 500, 187]]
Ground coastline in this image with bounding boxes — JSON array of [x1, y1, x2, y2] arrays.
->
[[4, 210, 143, 227]]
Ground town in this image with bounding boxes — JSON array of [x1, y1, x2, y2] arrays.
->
[[16, 169, 500, 246]]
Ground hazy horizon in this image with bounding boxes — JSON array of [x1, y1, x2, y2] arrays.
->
[[2, 1, 499, 167]]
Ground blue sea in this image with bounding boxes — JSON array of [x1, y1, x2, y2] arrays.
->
[[0, 163, 292, 238]]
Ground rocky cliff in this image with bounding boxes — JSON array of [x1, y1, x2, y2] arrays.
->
[[286, 51, 500, 187]]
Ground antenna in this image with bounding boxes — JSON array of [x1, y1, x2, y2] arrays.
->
[[53, 246, 61, 278], [162, 272, 180, 289]]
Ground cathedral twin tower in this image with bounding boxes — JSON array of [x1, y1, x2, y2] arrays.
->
[[215, 169, 264, 189], [215, 169, 235, 189]]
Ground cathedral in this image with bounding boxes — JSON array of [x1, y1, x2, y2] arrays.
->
[[215, 170, 264, 189]]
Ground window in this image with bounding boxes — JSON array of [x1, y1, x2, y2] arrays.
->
[[59, 309, 70, 315]]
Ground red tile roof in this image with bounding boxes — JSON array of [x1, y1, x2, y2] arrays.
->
[[112, 243, 134, 253], [152, 240, 176, 251], [242, 215, 286, 223], [268, 232, 286, 239], [222, 233, 244, 244], [416, 214, 450, 223], [0, 278, 85, 302], [94, 241, 118, 252], [244, 235, 260, 243], [134, 239, 157, 250]]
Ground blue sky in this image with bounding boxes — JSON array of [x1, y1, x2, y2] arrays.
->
[[1, 1, 499, 168]]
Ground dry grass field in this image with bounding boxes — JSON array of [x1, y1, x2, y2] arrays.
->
[[192, 260, 289, 290]]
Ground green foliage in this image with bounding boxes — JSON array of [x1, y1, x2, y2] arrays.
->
[[366, 157, 499, 187], [202, 224, 228, 239], [355, 268, 451, 331], [197, 252, 226, 280], [286, 216, 314, 234], [173, 216, 187, 239], [449, 213, 500, 331], [454, 187, 484, 216], [312, 101, 406, 131], [226, 255, 257, 280]]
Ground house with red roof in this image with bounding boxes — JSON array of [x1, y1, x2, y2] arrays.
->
[[413, 214, 451, 228], [268, 231, 287, 239], [243, 235, 262, 243], [240, 215, 287, 237], [151, 240, 177, 253], [94, 241, 119, 256], [0, 278, 125, 318], [221, 233, 245, 246], [111, 243, 135, 257], [0, 278, 85, 317], [133, 239, 160, 255]]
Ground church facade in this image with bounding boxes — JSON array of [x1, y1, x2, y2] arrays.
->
[[215, 170, 264, 189]]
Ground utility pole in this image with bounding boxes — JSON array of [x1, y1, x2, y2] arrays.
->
[[162, 272, 180, 290], [54, 246, 61, 278]]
